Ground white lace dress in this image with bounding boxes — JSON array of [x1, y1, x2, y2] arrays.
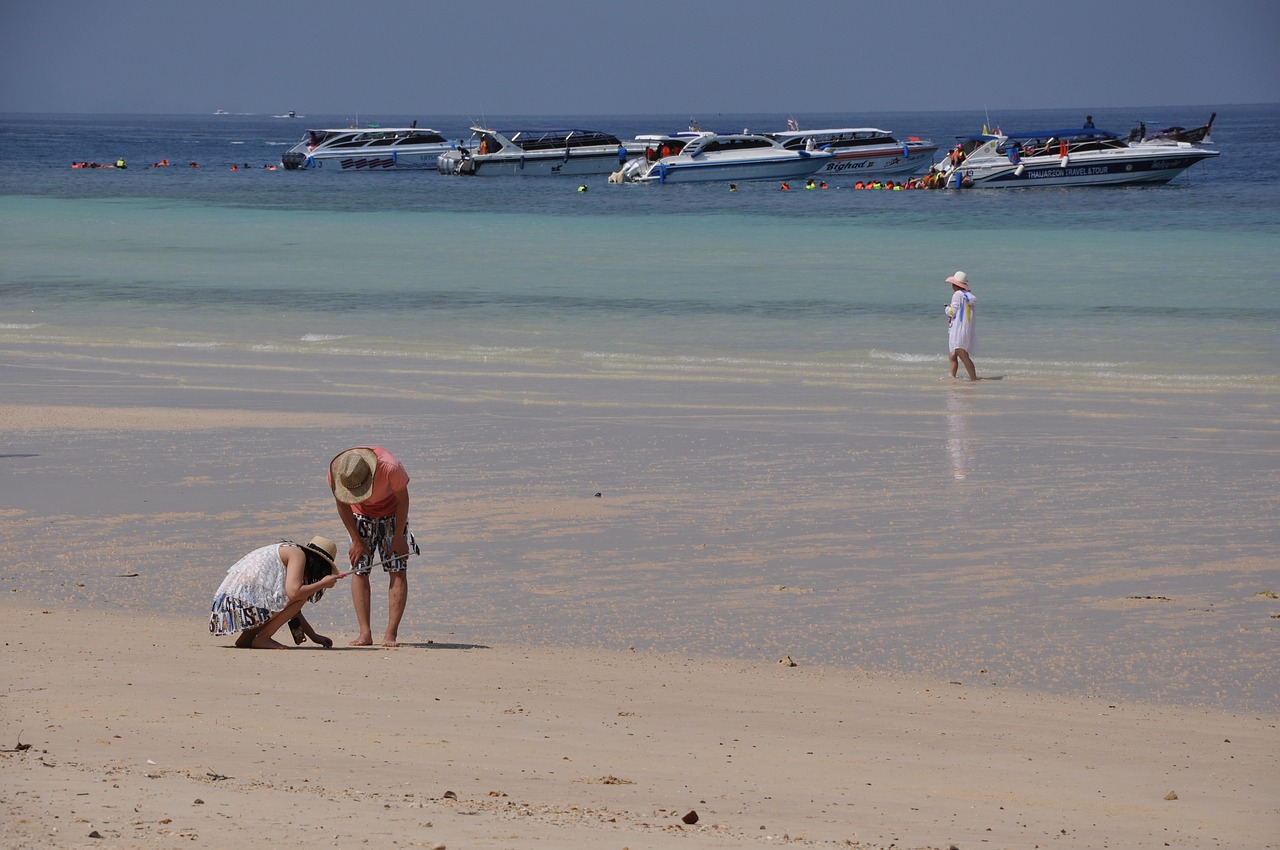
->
[[209, 544, 289, 635]]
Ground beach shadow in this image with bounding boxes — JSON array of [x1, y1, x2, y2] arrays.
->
[[394, 641, 490, 651], [0, 453, 39, 459]]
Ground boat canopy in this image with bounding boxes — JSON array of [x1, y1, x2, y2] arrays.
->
[[490, 128, 623, 150], [308, 128, 448, 147]]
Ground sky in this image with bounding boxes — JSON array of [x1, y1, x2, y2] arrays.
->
[[1, 0, 1276, 116]]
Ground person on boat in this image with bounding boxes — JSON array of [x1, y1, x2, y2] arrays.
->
[[209, 536, 344, 649], [945, 271, 978, 381], [1084, 115, 1095, 129], [328, 447, 418, 648]]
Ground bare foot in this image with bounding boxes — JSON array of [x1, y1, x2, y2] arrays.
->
[[382, 636, 399, 648], [250, 635, 288, 649], [350, 635, 374, 646], [234, 632, 255, 648]]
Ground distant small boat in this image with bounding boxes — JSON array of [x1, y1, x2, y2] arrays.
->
[[272, 110, 301, 119], [1129, 112, 1216, 145], [213, 109, 229, 115]]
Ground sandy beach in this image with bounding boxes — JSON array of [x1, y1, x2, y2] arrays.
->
[[2, 338, 1278, 848], [3, 602, 1276, 850]]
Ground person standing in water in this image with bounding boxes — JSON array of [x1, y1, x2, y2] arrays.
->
[[945, 270, 978, 380]]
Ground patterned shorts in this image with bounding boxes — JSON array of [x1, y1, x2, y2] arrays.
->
[[351, 514, 419, 576]]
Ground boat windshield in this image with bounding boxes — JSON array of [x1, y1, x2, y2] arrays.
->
[[688, 136, 776, 154], [309, 129, 446, 149], [774, 130, 896, 151]]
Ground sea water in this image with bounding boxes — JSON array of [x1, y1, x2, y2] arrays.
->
[[1, 106, 1277, 384], [2, 107, 1278, 710]]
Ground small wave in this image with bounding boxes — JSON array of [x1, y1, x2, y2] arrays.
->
[[230, 141, 245, 145], [175, 341, 220, 349], [870, 350, 939, 363], [299, 333, 348, 342], [0, 322, 42, 329]]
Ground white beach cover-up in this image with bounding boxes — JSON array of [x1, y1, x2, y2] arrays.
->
[[947, 290, 977, 354], [209, 544, 288, 635]]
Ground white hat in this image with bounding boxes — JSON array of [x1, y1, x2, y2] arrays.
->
[[946, 271, 971, 291]]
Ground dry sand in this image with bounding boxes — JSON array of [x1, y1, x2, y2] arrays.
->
[[3, 602, 1276, 850]]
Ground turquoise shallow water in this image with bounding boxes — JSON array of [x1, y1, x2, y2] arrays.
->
[[1, 106, 1278, 385], [2, 108, 1278, 711]]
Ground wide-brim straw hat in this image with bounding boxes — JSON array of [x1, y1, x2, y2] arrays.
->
[[946, 270, 971, 291], [330, 447, 378, 504], [302, 535, 340, 574]]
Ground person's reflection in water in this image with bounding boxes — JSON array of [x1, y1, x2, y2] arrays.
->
[[946, 389, 975, 481]]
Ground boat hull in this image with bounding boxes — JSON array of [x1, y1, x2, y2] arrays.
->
[[817, 143, 938, 176], [439, 149, 625, 176], [636, 154, 829, 184], [282, 148, 450, 170], [957, 148, 1217, 187]]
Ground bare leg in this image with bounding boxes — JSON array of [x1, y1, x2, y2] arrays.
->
[[948, 350, 960, 378], [238, 598, 307, 649], [350, 572, 373, 646], [384, 571, 408, 647], [956, 348, 977, 381]]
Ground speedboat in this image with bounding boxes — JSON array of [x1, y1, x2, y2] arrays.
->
[[768, 127, 938, 176], [938, 126, 1218, 188], [621, 132, 831, 184], [281, 126, 456, 170], [437, 127, 632, 176]]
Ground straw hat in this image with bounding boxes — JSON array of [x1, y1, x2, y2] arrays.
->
[[302, 535, 340, 574], [330, 447, 378, 504], [946, 271, 971, 291]]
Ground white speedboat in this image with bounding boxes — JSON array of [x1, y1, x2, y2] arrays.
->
[[281, 126, 456, 170], [769, 127, 938, 177], [938, 127, 1218, 188], [622, 132, 831, 184], [437, 127, 631, 176]]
